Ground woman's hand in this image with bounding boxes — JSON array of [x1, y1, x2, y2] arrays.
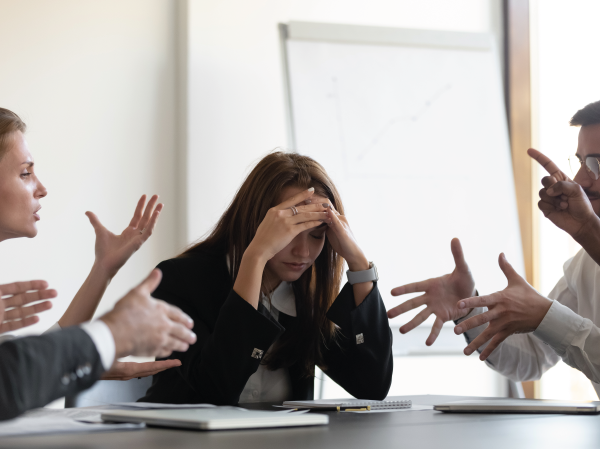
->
[[235, 188, 328, 309], [454, 253, 552, 361], [88, 195, 163, 278], [245, 188, 328, 262], [0, 280, 56, 334], [324, 204, 369, 271], [324, 204, 373, 306], [101, 359, 181, 380], [387, 238, 475, 346]]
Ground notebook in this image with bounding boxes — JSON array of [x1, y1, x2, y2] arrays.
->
[[282, 399, 412, 411], [100, 406, 329, 430], [434, 399, 600, 415]]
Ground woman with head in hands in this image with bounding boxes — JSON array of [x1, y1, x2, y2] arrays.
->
[[0, 107, 179, 380], [141, 151, 392, 404]]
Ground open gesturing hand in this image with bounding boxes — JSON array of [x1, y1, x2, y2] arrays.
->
[[454, 253, 552, 361], [528, 148, 597, 239], [87, 195, 163, 278], [101, 359, 181, 380], [247, 188, 328, 262], [0, 280, 56, 334], [386, 238, 475, 346]]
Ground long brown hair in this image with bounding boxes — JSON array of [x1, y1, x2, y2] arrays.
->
[[0, 108, 26, 161], [182, 151, 345, 376]]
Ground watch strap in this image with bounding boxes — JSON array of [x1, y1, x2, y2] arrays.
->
[[346, 262, 379, 285]]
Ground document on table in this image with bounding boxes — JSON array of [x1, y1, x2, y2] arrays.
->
[[0, 417, 142, 437], [347, 404, 434, 414]]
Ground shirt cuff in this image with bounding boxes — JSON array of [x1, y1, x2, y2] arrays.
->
[[533, 300, 585, 355], [80, 320, 116, 371], [43, 322, 62, 334]]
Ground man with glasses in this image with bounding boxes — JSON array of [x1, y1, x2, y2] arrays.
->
[[388, 100, 600, 392]]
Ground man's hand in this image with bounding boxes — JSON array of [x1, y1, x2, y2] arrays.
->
[[528, 148, 599, 239], [454, 253, 552, 361], [101, 359, 181, 380], [527, 148, 571, 182], [387, 238, 475, 346], [87, 195, 163, 279], [0, 281, 56, 334], [100, 269, 196, 360]]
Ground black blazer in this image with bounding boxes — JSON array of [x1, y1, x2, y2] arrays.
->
[[0, 326, 104, 421], [140, 248, 393, 405]]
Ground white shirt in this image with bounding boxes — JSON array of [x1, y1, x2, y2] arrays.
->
[[0, 321, 115, 371], [460, 248, 600, 396], [238, 281, 295, 403]]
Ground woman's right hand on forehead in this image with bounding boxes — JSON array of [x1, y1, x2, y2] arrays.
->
[[246, 187, 329, 262]]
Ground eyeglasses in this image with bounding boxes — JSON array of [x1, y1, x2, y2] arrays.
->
[[569, 155, 600, 180]]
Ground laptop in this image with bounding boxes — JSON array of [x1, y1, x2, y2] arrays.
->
[[101, 406, 329, 430], [434, 399, 600, 415]]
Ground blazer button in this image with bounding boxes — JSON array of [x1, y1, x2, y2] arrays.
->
[[252, 390, 259, 398], [76, 367, 84, 378], [61, 374, 70, 385], [83, 363, 92, 375], [70, 372, 78, 381]]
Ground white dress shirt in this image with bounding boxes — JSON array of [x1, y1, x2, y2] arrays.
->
[[238, 281, 295, 403], [0, 321, 115, 371], [460, 248, 600, 395]]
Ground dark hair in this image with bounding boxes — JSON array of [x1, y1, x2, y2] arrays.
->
[[570, 100, 600, 127], [0, 108, 26, 161], [181, 151, 344, 377]]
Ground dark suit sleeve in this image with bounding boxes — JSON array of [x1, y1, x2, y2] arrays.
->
[[0, 327, 104, 421], [321, 282, 393, 400], [151, 284, 284, 405]]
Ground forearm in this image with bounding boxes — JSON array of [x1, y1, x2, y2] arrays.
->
[[573, 218, 600, 267], [232, 250, 267, 309], [58, 262, 112, 327]]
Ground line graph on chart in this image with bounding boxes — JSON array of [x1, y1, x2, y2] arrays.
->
[[325, 76, 453, 178]]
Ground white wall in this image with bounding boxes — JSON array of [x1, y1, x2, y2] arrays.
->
[[0, 0, 180, 332], [186, 0, 503, 242]]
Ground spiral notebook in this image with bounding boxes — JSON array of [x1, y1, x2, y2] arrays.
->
[[282, 399, 411, 411]]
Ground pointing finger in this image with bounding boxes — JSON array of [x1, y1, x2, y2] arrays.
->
[[527, 148, 569, 180]]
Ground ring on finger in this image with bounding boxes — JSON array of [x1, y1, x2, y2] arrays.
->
[[289, 206, 298, 216], [139, 228, 145, 235]]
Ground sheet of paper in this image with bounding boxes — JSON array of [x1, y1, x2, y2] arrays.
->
[[109, 402, 215, 409], [23, 407, 108, 423], [347, 404, 434, 413], [0, 416, 143, 437]]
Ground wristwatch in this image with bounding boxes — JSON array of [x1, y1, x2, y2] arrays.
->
[[346, 261, 379, 285]]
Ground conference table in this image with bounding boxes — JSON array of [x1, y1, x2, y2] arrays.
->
[[2, 395, 600, 448]]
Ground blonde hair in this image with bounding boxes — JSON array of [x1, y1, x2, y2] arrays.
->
[[0, 108, 26, 161]]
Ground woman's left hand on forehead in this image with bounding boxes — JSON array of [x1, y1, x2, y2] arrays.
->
[[324, 204, 369, 271], [87, 194, 163, 278]]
